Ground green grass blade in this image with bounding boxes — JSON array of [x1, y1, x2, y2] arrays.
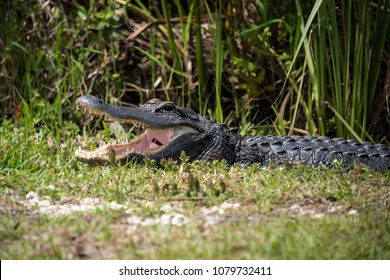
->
[[214, 1, 224, 124], [280, 0, 324, 96], [326, 102, 362, 142], [194, 0, 206, 113]]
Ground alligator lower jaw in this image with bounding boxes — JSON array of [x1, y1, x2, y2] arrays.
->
[[75, 125, 198, 164]]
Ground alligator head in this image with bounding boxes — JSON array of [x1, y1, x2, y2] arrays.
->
[[75, 95, 239, 165]]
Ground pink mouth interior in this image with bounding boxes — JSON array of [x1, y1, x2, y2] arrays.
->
[[112, 128, 174, 155], [75, 125, 198, 162], [75, 128, 174, 161]]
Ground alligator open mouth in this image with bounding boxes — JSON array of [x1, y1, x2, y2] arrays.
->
[[75, 96, 198, 163], [75, 125, 197, 163]]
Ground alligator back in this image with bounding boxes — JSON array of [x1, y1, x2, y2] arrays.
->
[[238, 135, 390, 171]]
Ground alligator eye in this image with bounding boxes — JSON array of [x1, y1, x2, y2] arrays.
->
[[161, 103, 176, 111]]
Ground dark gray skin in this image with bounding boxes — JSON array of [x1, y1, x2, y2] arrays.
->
[[75, 95, 390, 171]]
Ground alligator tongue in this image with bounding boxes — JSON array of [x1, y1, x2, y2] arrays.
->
[[145, 128, 173, 149]]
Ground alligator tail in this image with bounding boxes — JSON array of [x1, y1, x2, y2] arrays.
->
[[238, 135, 390, 171]]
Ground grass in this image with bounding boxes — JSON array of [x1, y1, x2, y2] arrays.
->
[[1, 0, 389, 260], [1, 120, 389, 259]]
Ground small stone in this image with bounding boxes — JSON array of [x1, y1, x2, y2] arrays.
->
[[107, 201, 125, 210], [201, 206, 225, 216], [26, 191, 39, 201], [81, 197, 100, 205], [312, 213, 324, 219], [144, 201, 154, 207], [142, 217, 159, 226], [348, 209, 358, 215], [38, 199, 51, 207], [328, 205, 344, 213], [289, 204, 301, 213], [160, 214, 172, 226], [220, 202, 241, 210], [126, 215, 142, 225], [160, 203, 173, 212], [170, 214, 189, 226], [204, 215, 225, 226]]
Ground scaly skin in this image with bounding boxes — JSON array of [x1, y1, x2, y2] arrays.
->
[[75, 95, 390, 171]]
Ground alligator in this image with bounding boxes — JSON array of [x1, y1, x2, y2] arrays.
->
[[75, 95, 390, 171]]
